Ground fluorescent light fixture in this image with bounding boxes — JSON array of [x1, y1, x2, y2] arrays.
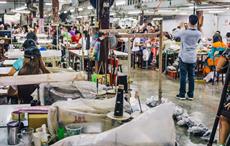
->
[[78, 7, 83, 11], [208, 10, 225, 13], [12, 10, 30, 14], [70, 9, 75, 12], [45, 3, 52, 6], [87, 6, 93, 10], [128, 10, 141, 14], [157, 9, 174, 14], [116, 1, 126, 6], [15, 6, 27, 11], [0, 1, 7, 4], [110, 12, 115, 16]]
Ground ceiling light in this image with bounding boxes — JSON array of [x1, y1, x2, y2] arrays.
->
[[87, 6, 93, 10], [13, 6, 27, 11], [128, 10, 141, 14], [78, 7, 83, 11], [70, 9, 75, 12], [0, 1, 7, 4], [45, 3, 52, 6], [12, 10, 30, 14], [208, 10, 225, 14], [116, 1, 126, 6], [64, 11, 67, 13]]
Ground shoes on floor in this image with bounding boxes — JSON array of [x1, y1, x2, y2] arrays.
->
[[186, 97, 194, 101], [176, 95, 194, 101], [176, 95, 186, 100]]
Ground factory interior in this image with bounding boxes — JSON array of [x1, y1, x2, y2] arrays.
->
[[0, 0, 230, 146]]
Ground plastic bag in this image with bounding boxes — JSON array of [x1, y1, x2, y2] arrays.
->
[[51, 103, 176, 146], [48, 98, 131, 136]]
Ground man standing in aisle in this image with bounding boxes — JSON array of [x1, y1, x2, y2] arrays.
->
[[175, 15, 201, 100]]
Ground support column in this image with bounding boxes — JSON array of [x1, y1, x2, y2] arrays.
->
[[98, 0, 110, 29], [158, 20, 163, 103], [39, 0, 44, 33], [52, 0, 59, 23]]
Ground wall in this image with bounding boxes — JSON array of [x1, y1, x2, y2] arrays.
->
[[163, 15, 188, 33], [217, 14, 230, 38], [163, 13, 230, 39], [202, 14, 218, 38]]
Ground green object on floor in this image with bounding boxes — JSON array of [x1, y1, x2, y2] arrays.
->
[[92, 73, 97, 82], [57, 126, 65, 140]]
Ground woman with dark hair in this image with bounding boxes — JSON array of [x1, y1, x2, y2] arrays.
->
[[8, 41, 50, 104], [17, 47, 49, 103]]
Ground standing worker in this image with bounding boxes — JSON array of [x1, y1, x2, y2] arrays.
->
[[174, 15, 201, 100]]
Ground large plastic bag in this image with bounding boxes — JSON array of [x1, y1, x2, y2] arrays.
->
[[74, 81, 106, 99], [48, 98, 131, 136], [51, 103, 176, 146]]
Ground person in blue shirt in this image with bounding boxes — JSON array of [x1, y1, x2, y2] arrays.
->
[[8, 40, 49, 104], [8, 39, 38, 76], [174, 15, 202, 100]]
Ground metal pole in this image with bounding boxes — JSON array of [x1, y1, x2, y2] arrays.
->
[[158, 20, 163, 103], [128, 38, 131, 91], [81, 30, 85, 71], [56, 25, 59, 50]]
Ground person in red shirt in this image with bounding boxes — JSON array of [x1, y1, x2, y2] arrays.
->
[[71, 30, 82, 44]]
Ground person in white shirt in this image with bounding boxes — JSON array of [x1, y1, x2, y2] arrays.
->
[[132, 37, 141, 52], [78, 31, 92, 51]]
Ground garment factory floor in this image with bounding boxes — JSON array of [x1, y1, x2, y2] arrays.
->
[[121, 61, 222, 146]]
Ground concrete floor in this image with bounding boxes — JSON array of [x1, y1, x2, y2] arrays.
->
[[122, 61, 222, 146]]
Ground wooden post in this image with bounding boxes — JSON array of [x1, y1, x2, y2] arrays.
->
[[158, 19, 163, 103]]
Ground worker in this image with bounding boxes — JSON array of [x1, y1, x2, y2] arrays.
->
[[0, 39, 7, 62], [8, 40, 50, 104], [174, 15, 202, 100], [26, 27, 38, 43], [217, 49, 230, 146]]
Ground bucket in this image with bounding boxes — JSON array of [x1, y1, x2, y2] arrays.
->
[[65, 124, 82, 136]]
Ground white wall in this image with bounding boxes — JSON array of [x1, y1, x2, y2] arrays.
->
[[163, 16, 188, 34], [202, 14, 218, 38], [217, 14, 230, 38], [163, 13, 230, 39]]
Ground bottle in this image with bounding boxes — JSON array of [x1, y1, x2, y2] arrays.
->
[[57, 122, 65, 140]]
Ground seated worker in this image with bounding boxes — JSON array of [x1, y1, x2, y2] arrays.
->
[[26, 27, 38, 43], [8, 39, 43, 76], [8, 40, 50, 104], [0, 39, 7, 62], [203, 34, 227, 75], [216, 49, 230, 146], [208, 34, 226, 60]]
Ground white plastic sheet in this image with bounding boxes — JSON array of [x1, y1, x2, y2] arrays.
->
[[51, 103, 176, 146], [48, 98, 131, 136]]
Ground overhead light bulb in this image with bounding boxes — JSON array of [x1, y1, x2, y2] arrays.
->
[[45, 3, 52, 6], [78, 7, 83, 11], [87, 6, 93, 10], [0, 1, 7, 4]]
